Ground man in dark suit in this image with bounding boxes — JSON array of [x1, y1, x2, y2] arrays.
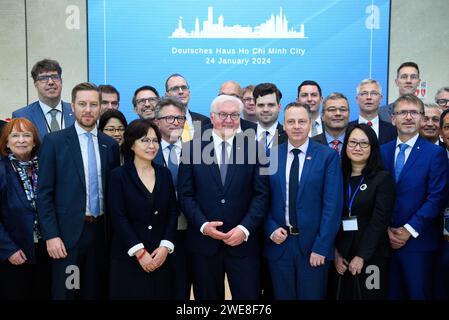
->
[[312, 92, 350, 155], [264, 102, 343, 299], [349, 79, 396, 145], [12, 59, 75, 141], [254, 83, 288, 154], [381, 94, 448, 299], [37, 82, 120, 300], [379, 62, 421, 123], [419, 103, 444, 146], [154, 97, 193, 300], [178, 94, 269, 300], [165, 74, 211, 141], [132, 85, 160, 121]]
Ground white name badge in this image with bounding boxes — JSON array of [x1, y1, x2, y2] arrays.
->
[[342, 216, 358, 231]]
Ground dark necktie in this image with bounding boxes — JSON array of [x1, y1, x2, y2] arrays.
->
[[220, 141, 228, 185], [166, 144, 179, 186], [289, 149, 301, 234], [264, 131, 270, 156]]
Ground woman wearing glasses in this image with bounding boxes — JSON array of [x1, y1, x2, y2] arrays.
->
[[108, 119, 178, 299], [333, 123, 395, 299], [98, 110, 128, 164]]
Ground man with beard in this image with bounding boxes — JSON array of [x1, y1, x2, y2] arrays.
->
[[12, 59, 75, 141], [312, 92, 350, 155], [132, 85, 160, 121], [37, 82, 120, 299]]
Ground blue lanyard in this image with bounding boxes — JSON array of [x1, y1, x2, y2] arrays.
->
[[348, 176, 365, 217]]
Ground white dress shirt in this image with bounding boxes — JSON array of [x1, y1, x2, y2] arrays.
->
[[256, 121, 278, 149], [39, 100, 64, 131], [359, 115, 379, 138], [308, 116, 323, 137]]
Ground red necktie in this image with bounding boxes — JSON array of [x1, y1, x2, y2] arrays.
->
[[367, 121, 373, 127], [332, 139, 340, 155]]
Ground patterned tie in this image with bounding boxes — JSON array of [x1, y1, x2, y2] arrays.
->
[[289, 149, 301, 232], [220, 141, 228, 185], [367, 121, 373, 127], [166, 144, 179, 186], [182, 121, 192, 142], [49, 109, 60, 132], [395, 143, 409, 181], [86, 132, 100, 217], [332, 139, 340, 155]]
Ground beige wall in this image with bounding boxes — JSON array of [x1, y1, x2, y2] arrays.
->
[[0, 0, 87, 119], [1, 0, 448, 118]]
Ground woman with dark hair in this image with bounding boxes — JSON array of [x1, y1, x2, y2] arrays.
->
[[333, 123, 395, 299], [98, 110, 128, 164], [108, 119, 178, 299], [0, 118, 51, 299]]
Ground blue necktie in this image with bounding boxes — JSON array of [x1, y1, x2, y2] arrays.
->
[[395, 143, 409, 182], [86, 132, 100, 217], [166, 144, 179, 187], [289, 149, 301, 232], [220, 141, 228, 185], [264, 131, 270, 157]]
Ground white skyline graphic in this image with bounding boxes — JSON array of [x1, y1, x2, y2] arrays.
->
[[170, 6, 306, 39]]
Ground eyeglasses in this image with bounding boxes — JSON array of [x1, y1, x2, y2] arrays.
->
[[359, 91, 380, 97], [103, 127, 125, 133], [436, 99, 449, 107], [158, 115, 186, 124], [324, 107, 349, 114], [243, 97, 255, 103], [36, 74, 61, 83], [213, 112, 240, 121], [347, 140, 370, 149], [393, 110, 423, 118], [398, 74, 419, 81], [140, 137, 159, 145], [136, 97, 159, 107], [167, 85, 189, 93]]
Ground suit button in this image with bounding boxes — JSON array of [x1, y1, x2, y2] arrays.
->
[[154, 211, 158, 215], [221, 199, 225, 204], [148, 225, 152, 230]]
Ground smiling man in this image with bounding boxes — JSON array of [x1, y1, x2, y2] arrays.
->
[[132, 85, 160, 121], [12, 59, 75, 141], [420, 103, 444, 145]]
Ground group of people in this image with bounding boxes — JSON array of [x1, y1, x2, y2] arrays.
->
[[1, 58, 449, 300]]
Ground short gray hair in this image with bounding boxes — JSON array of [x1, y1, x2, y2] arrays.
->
[[435, 87, 449, 100], [155, 96, 185, 118], [356, 79, 382, 95], [210, 94, 243, 113]]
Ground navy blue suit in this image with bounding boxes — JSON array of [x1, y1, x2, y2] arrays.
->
[[178, 133, 269, 299], [264, 140, 343, 299], [37, 125, 120, 299], [381, 136, 449, 299], [108, 162, 178, 299], [12, 101, 75, 141]]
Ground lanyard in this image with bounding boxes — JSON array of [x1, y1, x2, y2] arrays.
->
[[348, 176, 365, 217]]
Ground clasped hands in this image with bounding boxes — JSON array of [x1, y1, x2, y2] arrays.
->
[[203, 221, 245, 246], [137, 247, 169, 273], [388, 226, 411, 249]]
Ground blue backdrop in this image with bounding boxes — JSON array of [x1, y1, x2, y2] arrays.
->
[[88, 0, 391, 122]]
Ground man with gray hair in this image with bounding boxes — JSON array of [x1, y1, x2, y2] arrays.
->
[[178, 94, 269, 299], [435, 87, 449, 110], [419, 103, 444, 146], [349, 79, 396, 144]]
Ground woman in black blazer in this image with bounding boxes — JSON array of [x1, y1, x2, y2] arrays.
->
[[108, 119, 178, 300], [0, 118, 51, 299], [333, 123, 395, 299]]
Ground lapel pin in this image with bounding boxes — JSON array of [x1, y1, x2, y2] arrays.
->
[[102, 144, 107, 148], [306, 156, 312, 160], [360, 184, 367, 191]]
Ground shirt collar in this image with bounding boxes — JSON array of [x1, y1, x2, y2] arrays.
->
[[288, 138, 309, 155], [161, 138, 182, 150], [257, 122, 278, 140], [396, 133, 419, 149], [212, 130, 234, 149], [358, 115, 379, 126], [39, 100, 62, 114], [74, 121, 98, 137], [324, 130, 345, 145]]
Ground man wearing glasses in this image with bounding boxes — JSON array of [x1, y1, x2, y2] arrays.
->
[[178, 94, 269, 299], [435, 87, 449, 110], [153, 97, 193, 300], [379, 62, 421, 123], [165, 74, 211, 141], [350, 79, 396, 145], [12, 59, 75, 141], [132, 85, 160, 121], [381, 94, 448, 299]]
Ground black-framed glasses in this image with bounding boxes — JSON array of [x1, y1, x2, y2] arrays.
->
[[436, 99, 449, 107], [140, 137, 159, 145], [393, 110, 423, 118], [158, 115, 186, 124], [347, 140, 370, 149], [36, 74, 61, 83], [136, 97, 159, 106], [167, 85, 189, 93], [103, 127, 125, 133], [213, 112, 240, 121]]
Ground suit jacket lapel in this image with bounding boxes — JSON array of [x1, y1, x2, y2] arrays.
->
[[62, 102, 74, 127], [97, 133, 108, 191], [223, 136, 239, 193], [6, 163, 34, 211], [30, 102, 48, 139], [297, 141, 314, 197], [278, 143, 287, 204], [398, 137, 423, 182], [205, 139, 223, 189], [66, 126, 86, 188]]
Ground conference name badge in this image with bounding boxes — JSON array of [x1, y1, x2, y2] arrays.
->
[[342, 216, 358, 231]]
